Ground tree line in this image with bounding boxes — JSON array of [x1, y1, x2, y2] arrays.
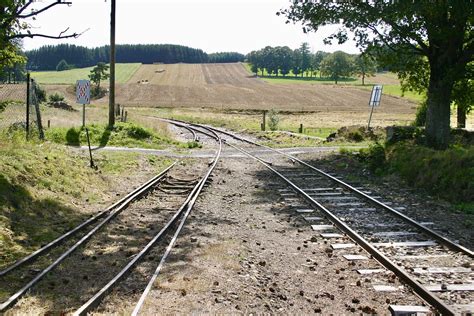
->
[[25, 44, 245, 71], [247, 44, 377, 85]]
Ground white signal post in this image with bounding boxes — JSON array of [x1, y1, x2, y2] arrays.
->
[[76, 80, 91, 127], [368, 85, 383, 129]]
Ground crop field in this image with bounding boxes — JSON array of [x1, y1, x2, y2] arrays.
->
[[31, 63, 142, 85], [110, 63, 416, 115], [35, 62, 425, 127]]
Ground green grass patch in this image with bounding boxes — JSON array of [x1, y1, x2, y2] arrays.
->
[[357, 84, 423, 103], [31, 63, 141, 85], [0, 133, 108, 264], [0, 129, 173, 267], [45, 122, 177, 149], [358, 142, 474, 206]]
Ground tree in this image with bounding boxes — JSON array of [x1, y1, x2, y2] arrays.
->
[[0, 40, 26, 82], [277, 46, 293, 77], [452, 63, 473, 128], [56, 59, 70, 71], [320, 51, 353, 84], [1, 1, 80, 44], [1, 0, 80, 84], [354, 53, 377, 85], [312, 51, 327, 78], [247, 51, 261, 75], [280, 2, 474, 149], [300, 42, 311, 76], [89, 62, 109, 91], [292, 49, 302, 77]]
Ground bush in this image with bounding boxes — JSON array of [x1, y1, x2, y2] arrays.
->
[[91, 86, 107, 99], [386, 143, 474, 203], [34, 84, 46, 103], [48, 92, 65, 103], [413, 98, 427, 127], [56, 59, 71, 71], [358, 142, 386, 173], [347, 130, 364, 142], [268, 109, 279, 131]]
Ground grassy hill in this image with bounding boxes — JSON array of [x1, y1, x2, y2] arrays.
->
[[31, 63, 142, 85]]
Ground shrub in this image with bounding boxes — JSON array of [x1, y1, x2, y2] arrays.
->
[[386, 143, 474, 203], [56, 59, 70, 71], [48, 92, 65, 103], [123, 123, 153, 139], [91, 86, 107, 99], [268, 109, 279, 131], [34, 84, 46, 103], [413, 98, 427, 127], [347, 130, 364, 142], [358, 142, 386, 173]]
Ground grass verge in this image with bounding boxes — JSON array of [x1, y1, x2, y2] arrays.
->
[[0, 129, 172, 267], [44, 122, 198, 149], [357, 142, 474, 213]]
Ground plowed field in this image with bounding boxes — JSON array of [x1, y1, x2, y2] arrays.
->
[[55, 63, 417, 117]]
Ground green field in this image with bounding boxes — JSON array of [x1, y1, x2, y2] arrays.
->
[[31, 63, 141, 85], [243, 63, 423, 103]]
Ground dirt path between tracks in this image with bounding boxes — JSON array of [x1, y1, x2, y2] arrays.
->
[[134, 152, 429, 315]]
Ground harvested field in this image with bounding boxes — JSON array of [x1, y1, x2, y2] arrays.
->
[[96, 63, 415, 116]]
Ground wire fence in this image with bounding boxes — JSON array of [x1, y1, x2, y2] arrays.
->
[[0, 75, 44, 139]]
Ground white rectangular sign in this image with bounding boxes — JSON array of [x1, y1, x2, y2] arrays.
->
[[369, 85, 383, 107], [76, 80, 91, 105]]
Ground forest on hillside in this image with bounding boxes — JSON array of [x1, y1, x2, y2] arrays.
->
[[26, 44, 245, 71]]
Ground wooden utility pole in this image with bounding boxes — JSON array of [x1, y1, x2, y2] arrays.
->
[[108, 0, 116, 127]]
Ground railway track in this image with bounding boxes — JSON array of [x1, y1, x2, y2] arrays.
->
[[0, 126, 222, 314], [166, 119, 473, 316]]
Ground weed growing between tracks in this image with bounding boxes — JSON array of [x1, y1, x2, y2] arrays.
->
[[0, 129, 173, 269]]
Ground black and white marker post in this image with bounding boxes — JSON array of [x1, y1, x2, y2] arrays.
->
[[76, 80, 91, 127], [368, 85, 383, 129]]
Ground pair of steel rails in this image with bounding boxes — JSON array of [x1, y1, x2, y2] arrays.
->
[[0, 125, 222, 315], [170, 119, 472, 316]]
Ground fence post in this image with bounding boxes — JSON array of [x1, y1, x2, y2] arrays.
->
[[26, 73, 30, 139], [262, 110, 267, 131], [32, 80, 45, 140], [299, 123, 303, 133]]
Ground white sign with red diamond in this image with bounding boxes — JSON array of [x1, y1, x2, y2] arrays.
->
[[76, 80, 91, 105]]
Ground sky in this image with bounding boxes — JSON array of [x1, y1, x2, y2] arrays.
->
[[23, 0, 359, 55]]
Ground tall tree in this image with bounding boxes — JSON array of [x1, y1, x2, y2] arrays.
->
[[320, 51, 353, 84], [89, 62, 109, 91], [292, 49, 302, 77], [1, 1, 80, 82], [452, 63, 473, 128], [300, 42, 311, 76], [312, 51, 327, 78], [354, 53, 377, 85], [277, 46, 294, 77], [1, 1, 80, 52], [280, 1, 474, 149]]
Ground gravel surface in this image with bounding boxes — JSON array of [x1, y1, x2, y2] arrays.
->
[[4, 128, 472, 314], [135, 152, 429, 314]]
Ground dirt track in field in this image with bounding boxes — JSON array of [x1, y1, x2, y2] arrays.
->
[[95, 63, 416, 115]]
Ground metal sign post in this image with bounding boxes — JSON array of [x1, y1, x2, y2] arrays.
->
[[368, 85, 383, 129], [76, 80, 91, 127]]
